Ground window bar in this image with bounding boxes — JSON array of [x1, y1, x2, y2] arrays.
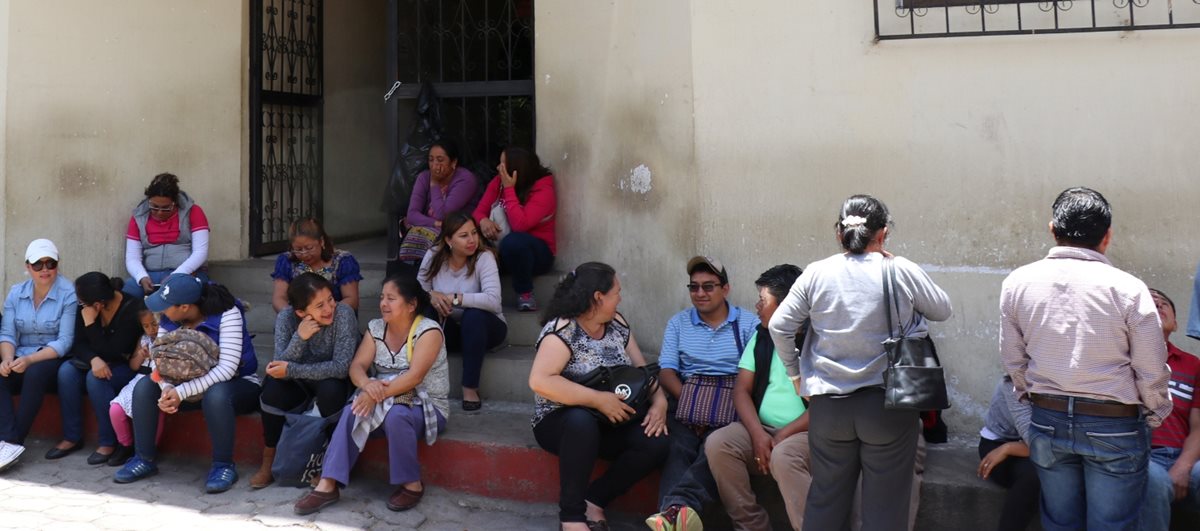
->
[[1018, 0, 1024, 29], [1054, 1, 1061, 30], [874, 0, 882, 37], [438, 1, 444, 83], [459, 0, 466, 82], [980, 1, 987, 32], [1091, 0, 1098, 27], [1129, 0, 1137, 26], [910, 7, 917, 35], [945, 5, 951, 33]]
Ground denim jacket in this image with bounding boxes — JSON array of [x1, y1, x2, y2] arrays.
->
[[0, 275, 77, 357]]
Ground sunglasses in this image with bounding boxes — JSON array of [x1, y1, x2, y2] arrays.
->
[[28, 259, 58, 272], [686, 282, 723, 293], [148, 203, 176, 213]]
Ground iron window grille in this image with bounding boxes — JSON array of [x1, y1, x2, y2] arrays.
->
[[878, 0, 1200, 39]]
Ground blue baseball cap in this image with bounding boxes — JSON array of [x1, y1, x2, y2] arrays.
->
[[145, 274, 204, 312]]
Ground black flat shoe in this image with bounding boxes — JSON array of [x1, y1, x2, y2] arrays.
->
[[44, 442, 82, 460], [107, 445, 134, 467], [462, 399, 482, 411], [86, 449, 113, 465]]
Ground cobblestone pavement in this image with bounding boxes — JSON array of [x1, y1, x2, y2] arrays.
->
[[0, 439, 645, 531]]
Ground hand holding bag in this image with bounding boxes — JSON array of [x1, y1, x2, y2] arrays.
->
[[570, 362, 661, 426], [271, 403, 341, 488], [882, 257, 951, 411], [488, 199, 512, 241]]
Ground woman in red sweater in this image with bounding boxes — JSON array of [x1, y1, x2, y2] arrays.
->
[[473, 147, 557, 312]]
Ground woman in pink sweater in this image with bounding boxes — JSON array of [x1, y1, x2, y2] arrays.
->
[[473, 147, 557, 312]]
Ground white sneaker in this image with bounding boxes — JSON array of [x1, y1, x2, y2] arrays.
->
[[0, 441, 25, 472]]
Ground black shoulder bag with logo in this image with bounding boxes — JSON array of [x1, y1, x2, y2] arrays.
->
[[571, 362, 661, 426]]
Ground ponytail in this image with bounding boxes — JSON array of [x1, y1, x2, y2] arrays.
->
[[836, 194, 891, 254], [541, 262, 616, 325]]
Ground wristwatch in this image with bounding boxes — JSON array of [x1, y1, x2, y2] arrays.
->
[[452, 293, 461, 307]]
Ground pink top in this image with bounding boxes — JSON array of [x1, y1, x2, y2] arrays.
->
[[125, 206, 210, 244], [999, 246, 1172, 426], [472, 175, 557, 255]]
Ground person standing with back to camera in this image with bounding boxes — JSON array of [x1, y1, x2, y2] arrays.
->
[[770, 194, 952, 531]]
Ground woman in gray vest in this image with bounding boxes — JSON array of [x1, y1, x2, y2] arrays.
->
[[123, 173, 211, 296]]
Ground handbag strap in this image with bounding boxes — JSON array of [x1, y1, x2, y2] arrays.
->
[[731, 318, 744, 354], [882, 258, 898, 340]]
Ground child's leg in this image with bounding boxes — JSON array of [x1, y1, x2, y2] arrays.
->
[[109, 403, 133, 447]]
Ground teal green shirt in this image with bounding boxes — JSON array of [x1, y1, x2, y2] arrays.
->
[[738, 334, 806, 429]]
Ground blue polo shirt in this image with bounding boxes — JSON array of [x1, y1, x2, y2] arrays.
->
[[659, 303, 759, 378]]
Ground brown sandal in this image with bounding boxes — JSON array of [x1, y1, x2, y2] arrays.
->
[[386, 486, 424, 512]]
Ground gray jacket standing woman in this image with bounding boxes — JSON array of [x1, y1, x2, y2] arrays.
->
[[768, 194, 952, 531]]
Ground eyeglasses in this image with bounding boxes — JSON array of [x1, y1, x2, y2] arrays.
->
[[291, 244, 320, 256], [686, 282, 723, 293], [148, 203, 176, 213], [28, 259, 58, 272]]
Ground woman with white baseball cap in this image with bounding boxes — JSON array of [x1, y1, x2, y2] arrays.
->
[[0, 238, 78, 472]]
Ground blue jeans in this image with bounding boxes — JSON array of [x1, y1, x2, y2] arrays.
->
[[1139, 446, 1200, 531], [131, 376, 260, 463], [122, 269, 209, 298], [443, 308, 507, 389], [57, 361, 135, 446], [1028, 404, 1150, 531], [1189, 259, 1200, 340], [0, 357, 62, 445], [498, 232, 553, 295]]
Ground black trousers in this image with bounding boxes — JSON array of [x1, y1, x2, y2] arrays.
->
[[978, 437, 1041, 531], [533, 406, 670, 523], [259, 376, 349, 448]]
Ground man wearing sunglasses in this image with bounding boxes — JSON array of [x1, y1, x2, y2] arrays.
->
[[649, 256, 759, 530]]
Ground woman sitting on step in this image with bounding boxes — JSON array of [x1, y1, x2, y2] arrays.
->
[[418, 212, 507, 411], [0, 239, 77, 472], [54, 272, 146, 466], [114, 274, 260, 494], [270, 217, 363, 312], [251, 272, 358, 488], [473, 146, 557, 312], [528, 262, 670, 531], [293, 274, 448, 515], [396, 138, 478, 275]]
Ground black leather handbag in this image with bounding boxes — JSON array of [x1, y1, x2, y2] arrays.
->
[[571, 362, 661, 426], [882, 258, 950, 411]]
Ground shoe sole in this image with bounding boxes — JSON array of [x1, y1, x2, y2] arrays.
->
[[644, 516, 670, 531], [678, 507, 702, 531], [386, 501, 420, 512], [206, 480, 238, 494], [114, 468, 157, 484]]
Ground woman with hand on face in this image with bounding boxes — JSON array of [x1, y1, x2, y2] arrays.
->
[[418, 212, 507, 411], [250, 272, 358, 488], [396, 139, 478, 272], [115, 274, 259, 494], [528, 262, 669, 531], [293, 275, 448, 515], [0, 239, 77, 471], [54, 272, 146, 465], [472, 147, 557, 312], [270, 218, 362, 313]]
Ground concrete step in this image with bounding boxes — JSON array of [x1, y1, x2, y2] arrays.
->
[[207, 258, 387, 301], [500, 271, 564, 304], [25, 392, 1200, 530]]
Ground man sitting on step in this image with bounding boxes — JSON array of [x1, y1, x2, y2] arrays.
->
[[647, 256, 759, 530], [1139, 288, 1200, 531]]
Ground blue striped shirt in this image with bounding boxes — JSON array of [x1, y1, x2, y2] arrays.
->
[[659, 304, 759, 378]]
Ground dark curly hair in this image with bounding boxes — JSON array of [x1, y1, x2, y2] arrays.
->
[[143, 173, 181, 204], [541, 262, 616, 325], [287, 272, 336, 311]]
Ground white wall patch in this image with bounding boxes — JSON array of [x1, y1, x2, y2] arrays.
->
[[627, 164, 652, 195]]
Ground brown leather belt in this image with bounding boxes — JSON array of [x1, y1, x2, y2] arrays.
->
[[1029, 393, 1140, 418]]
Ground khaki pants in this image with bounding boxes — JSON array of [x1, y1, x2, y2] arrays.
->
[[705, 422, 812, 531]]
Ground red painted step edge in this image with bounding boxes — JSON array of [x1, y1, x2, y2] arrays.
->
[[25, 395, 659, 514]]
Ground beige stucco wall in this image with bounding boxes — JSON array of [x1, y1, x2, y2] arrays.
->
[[537, 1, 1200, 429], [3, 0, 248, 289], [322, 0, 389, 241]]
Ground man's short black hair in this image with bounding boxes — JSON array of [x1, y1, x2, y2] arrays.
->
[[755, 264, 803, 303], [1051, 187, 1111, 249]]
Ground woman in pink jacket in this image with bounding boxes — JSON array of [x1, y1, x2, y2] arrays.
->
[[473, 147, 557, 312]]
